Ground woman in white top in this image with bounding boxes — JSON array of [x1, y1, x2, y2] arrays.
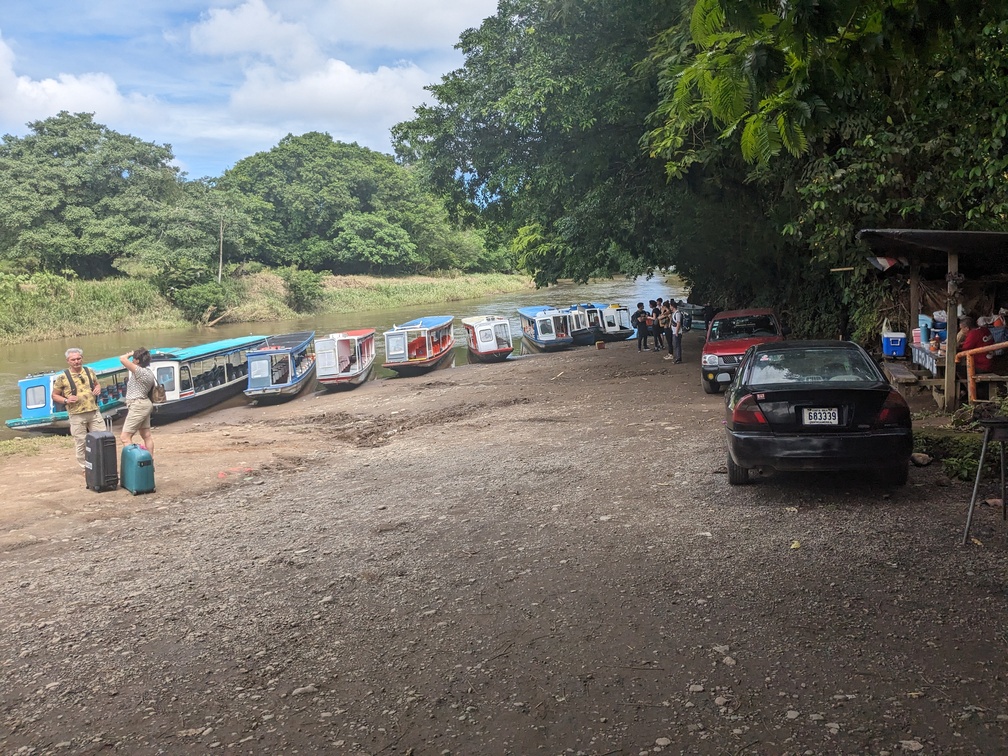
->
[[119, 348, 157, 456]]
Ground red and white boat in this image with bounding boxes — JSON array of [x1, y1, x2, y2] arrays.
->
[[462, 315, 513, 363], [315, 329, 376, 390]]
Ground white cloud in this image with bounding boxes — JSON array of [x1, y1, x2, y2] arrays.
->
[[0, 32, 158, 126], [190, 0, 322, 72], [0, 0, 500, 176]]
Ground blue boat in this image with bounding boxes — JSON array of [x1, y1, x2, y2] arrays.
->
[[244, 331, 317, 403], [5, 355, 134, 434], [382, 316, 456, 376], [149, 335, 267, 424], [517, 307, 575, 352]]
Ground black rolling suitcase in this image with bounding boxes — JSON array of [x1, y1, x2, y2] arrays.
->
[[85, 431, 118, 492]]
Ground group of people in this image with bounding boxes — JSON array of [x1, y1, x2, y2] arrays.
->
[[632, 298, 683, 363], [955, 312, 1008, 374], [52, 346, 157, 475]]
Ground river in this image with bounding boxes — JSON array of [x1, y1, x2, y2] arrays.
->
[[1, 275, 685, 439]]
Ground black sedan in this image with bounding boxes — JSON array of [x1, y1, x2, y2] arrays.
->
[[724, 341, 912, 485]]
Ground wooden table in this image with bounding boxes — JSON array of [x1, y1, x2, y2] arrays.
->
[[909, 342, 944, 377]]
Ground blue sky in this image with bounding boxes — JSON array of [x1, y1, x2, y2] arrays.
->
[[0, 0, 498, 178]]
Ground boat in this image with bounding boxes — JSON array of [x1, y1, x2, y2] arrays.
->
[[565, 307, 596, 346], [593, 303, 636, 341], [315, 329, 376, 390], [148, 335, 267, 424], [244, 331, 317, 403], [5, 355, 135, 434], [382, 316, 456, 377], [517, 306, 575, 352], [462, 316, 514, 363]]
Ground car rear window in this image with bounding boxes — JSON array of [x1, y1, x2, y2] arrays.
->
[[709, 315, 778, 341], [747, 348, 882, 385]]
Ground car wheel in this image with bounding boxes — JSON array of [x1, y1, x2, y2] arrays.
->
[[727, 452, 749, 485], [879, 462, 909, 486], [702, 378, 719, 394]]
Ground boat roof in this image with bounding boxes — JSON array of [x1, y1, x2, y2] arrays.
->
[[322, 329, 375, 339], [461, 315, 510, 326], [517, 306, 566, 318], [150, 335, 267, 362], [386, 316, 453, 331], [249, 331, 315, 354]]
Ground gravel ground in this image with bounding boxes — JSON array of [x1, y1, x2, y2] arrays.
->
[[1, 332, 1007, 755]]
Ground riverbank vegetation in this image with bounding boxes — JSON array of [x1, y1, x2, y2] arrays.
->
[[393, 0, 1008, 342], [0, 269, 532, 344]]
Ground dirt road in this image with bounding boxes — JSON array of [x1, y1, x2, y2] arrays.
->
[[2, 333, 1007, 754]]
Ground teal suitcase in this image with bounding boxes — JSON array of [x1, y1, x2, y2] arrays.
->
[[120, 444, 155, 494]]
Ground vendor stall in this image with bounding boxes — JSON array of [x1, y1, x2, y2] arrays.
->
[[857, 229, 1008, 411]]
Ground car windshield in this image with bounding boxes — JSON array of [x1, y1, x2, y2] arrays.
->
[[709, 315, 778, 341], [746, 348, 881, 386]]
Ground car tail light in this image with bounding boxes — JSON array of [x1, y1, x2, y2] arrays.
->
[[731, 394, 768, 429], [874, 389, 911, 427]]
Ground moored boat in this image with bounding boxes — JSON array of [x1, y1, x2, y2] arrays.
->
[[149, 335, 267, 424], [382, 316, 456, 376], [5, 355, 134, 434], [594, 303, 636, 341], [565, 306, 596, 346], [316, 329, 376, 390], [244, 331, 317, 403], [517, 307, 575, 352], [462, 315, 514, 363]]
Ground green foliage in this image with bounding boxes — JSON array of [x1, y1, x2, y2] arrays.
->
[[0, 271, 182, 342], [170, 281, 236, 323], [913, 428, 992, 482], [277, 267, 323, 311]]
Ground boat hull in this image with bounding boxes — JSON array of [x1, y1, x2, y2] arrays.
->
[[598, 328, 635, 342], [318, 360, 374, 390], [383, 347, 455, 376], [571, 328, 600, 346], [245, 363, 317, 404], [152, 378, 246, 424], [467, 346, 513, 363], [521, 336, 573, 353]]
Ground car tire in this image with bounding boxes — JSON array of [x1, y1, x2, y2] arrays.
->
[[727, 452, 749, 485], [702, 378, 719, 394], [879, 462, 909, 486]]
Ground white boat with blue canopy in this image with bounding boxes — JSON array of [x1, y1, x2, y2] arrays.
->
[[244, 331, 317, 403], [517, 306, 574, 352], [5, 355, 133, 434], [382, 316, 456, 376], [149, 335, 266, 423]]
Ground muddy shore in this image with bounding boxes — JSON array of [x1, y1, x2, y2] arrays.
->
[[2, 333, 1007, 754]]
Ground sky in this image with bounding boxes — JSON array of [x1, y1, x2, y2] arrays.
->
[[0, 0, 498, 178]]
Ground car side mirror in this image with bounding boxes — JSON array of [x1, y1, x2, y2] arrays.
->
[[781, 325, 792, 337]]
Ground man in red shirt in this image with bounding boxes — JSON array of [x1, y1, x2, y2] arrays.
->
[[958, 316, 994, 373]]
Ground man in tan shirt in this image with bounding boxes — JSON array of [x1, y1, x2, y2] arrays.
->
[[51, 348, 103, 470]]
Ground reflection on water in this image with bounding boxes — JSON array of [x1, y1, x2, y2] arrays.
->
[[1, 275, 684, 437]]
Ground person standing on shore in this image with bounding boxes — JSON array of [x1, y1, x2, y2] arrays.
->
[[633, 302, 649, 351], [664, 301, 683, 363], [650, 300, 664, 351], [119, 348, 156, 456], [51, 348, 103, 472]]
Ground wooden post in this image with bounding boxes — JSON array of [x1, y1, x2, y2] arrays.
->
[[909, 258, 920, 325], [944, 252, 959, 411]]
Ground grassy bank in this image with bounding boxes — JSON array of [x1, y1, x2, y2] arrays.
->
[[0, 271, 534, 345]]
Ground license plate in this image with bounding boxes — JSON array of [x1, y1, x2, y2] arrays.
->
[[803, 407, 838, 425]]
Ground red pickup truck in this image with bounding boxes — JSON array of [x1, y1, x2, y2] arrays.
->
[[700, 308, 787, 394]]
